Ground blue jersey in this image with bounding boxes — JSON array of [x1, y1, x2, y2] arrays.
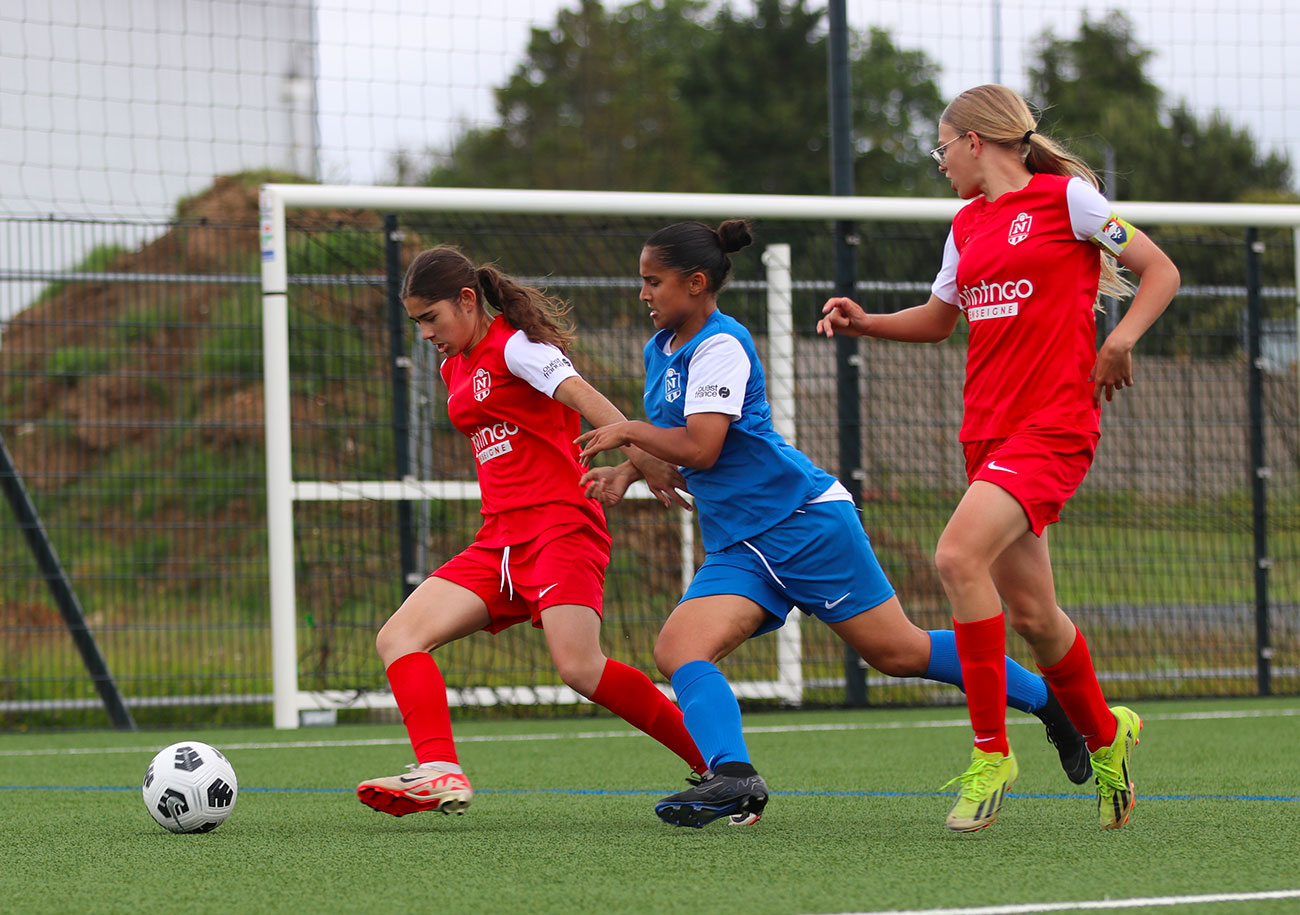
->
[[643, 310, 842, 552]]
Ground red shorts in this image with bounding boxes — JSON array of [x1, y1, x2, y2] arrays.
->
[[963, 428, 1099, 536], [431, 524, 609, 633]]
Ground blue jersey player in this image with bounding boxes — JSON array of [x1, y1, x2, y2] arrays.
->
[[577, 219, 1091, 828]]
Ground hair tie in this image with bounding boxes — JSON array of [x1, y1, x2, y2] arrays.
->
[[1022, 129, 1035, 144]]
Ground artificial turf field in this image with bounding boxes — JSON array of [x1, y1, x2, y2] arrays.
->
[[3, 697, 1299, 915]]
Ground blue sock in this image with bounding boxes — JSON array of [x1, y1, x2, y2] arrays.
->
[[924, 629, 1047, 714], [670, 660, 750, 769]]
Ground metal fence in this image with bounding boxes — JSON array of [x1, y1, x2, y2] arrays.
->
[[3, 191, 1298, 729]]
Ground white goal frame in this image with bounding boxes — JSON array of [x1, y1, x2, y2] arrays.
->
[[260, 184, 1300, 729]]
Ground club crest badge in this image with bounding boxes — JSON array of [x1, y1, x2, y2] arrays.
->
[[473, 367, 492, 402], [664, 368, 682, 403], [1008, 212, 1032, 245]]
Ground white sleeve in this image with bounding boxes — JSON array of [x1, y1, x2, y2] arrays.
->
[[683, 334, 748, 419], [930, 229, 960, 305], [1066, 177, 1113, 241], [503, 329, 580, 397]]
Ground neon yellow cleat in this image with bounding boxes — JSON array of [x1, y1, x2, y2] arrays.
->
[[1092, 706, 1142, 829], [942, 746, 1018, 832]]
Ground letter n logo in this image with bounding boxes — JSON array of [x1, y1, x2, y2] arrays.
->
[[473, 367, 492, 402], [1008, 212, 1032, 246], [664, 368, 682, 403]]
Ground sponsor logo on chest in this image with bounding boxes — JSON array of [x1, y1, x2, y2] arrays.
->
[[471, 421, 520, 463], [1007, 211, 1032, 246], [959, 278, 1035, 322]]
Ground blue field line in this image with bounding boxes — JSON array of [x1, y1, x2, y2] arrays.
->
[[4, 784, 1300, 802]]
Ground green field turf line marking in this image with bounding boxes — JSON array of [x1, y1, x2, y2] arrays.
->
[[818, 887, 1300, 914], [3, 705, 1297, 758], [6, 785, 1300, 802]]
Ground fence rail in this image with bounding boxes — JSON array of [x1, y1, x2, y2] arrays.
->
[[3, 189, 1300, 729]]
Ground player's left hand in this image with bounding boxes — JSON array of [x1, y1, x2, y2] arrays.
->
[[1091, 340, 1134, 406]]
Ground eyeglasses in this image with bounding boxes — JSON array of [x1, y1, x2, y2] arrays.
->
[[928, 135, 962, 166]]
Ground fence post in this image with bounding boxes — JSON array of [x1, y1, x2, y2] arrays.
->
[[1245, 227, 1272, 695], [828, 0, 867, 707], [384, 215, 417, 599]]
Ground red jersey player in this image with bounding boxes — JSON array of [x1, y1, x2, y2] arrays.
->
[[357, 246, 705, 818], [817, 84, 1179, 833]]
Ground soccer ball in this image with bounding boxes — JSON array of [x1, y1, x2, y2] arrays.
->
[[142, 740, 238, 834]]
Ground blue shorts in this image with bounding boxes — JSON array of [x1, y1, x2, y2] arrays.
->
[[681, 499, 897, 637]]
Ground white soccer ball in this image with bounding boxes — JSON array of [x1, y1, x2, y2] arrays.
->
[[142, 740, 239, 834]]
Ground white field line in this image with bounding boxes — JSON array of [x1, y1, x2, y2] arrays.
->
[[808, 888, 1300, 915], [1, 706, 1297, 758]]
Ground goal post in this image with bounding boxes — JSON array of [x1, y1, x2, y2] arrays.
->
[[260, 187, 829, 728], [260, 184, 1300, 729]]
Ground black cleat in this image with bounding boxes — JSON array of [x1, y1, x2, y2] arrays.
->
[[654, 770, 769, 828], [1035, 687, 1093, 785]]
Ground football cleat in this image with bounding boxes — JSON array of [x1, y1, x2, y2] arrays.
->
[[1035, 687, 1093, 785], [1092, 706, 1142, 829], [655, 770, 768, 829], [357, 763, 473, 817], [943, 746, 1018, 832]]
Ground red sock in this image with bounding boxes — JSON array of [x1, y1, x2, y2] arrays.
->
[[591, 659, 707, 773], [953, 615, 1009, 755], [1037, 627, 1116, 752], [386, 651, 457, 765]]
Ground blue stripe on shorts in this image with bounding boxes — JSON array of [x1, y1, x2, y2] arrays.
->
[[680, 500, 896, 637]]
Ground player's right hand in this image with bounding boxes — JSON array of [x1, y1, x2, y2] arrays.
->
[[817, 297, 867, 337]]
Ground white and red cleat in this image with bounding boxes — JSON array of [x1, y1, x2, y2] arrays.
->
[[357, 763, 473, 817]]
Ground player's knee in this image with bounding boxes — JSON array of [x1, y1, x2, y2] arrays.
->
[[870, 643, 928, 678], [653, 639, 689, 679], [933, 539, 975, 588], [551, 653, 603, 697], [935, 543, 967, 587], [375, 616, 422, 664]]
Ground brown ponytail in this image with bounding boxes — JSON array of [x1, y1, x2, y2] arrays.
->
[[401, 246, 575, 351]]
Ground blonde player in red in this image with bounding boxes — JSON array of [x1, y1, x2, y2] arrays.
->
[[818, 84, 1180, 832], [357, 246, 706, 817]]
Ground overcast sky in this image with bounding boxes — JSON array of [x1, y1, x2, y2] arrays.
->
[[313, 0, 1300, 189]]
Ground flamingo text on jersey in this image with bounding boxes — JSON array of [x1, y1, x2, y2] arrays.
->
[[959, 278, 1034, 322], [470, 422, 520, 463]]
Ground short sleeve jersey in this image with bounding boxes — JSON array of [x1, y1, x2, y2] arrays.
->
[[930, 172, 1132, 442], [643, 310, 843, 552], [440, 315, 608, 546]]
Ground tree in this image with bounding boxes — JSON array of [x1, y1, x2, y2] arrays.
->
[[1027, 14, 1292, 202], [850, 27, 947, 197], [427, 0, 714, 192], [676, 0, 830, 194], [425, 0, 945, 198]]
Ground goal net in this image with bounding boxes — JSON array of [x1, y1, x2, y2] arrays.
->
[[259, 185, 1300, 729]]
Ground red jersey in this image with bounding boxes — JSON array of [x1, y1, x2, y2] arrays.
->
[[931, 172, 1132, 442], [440, 315, 608, 547]]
